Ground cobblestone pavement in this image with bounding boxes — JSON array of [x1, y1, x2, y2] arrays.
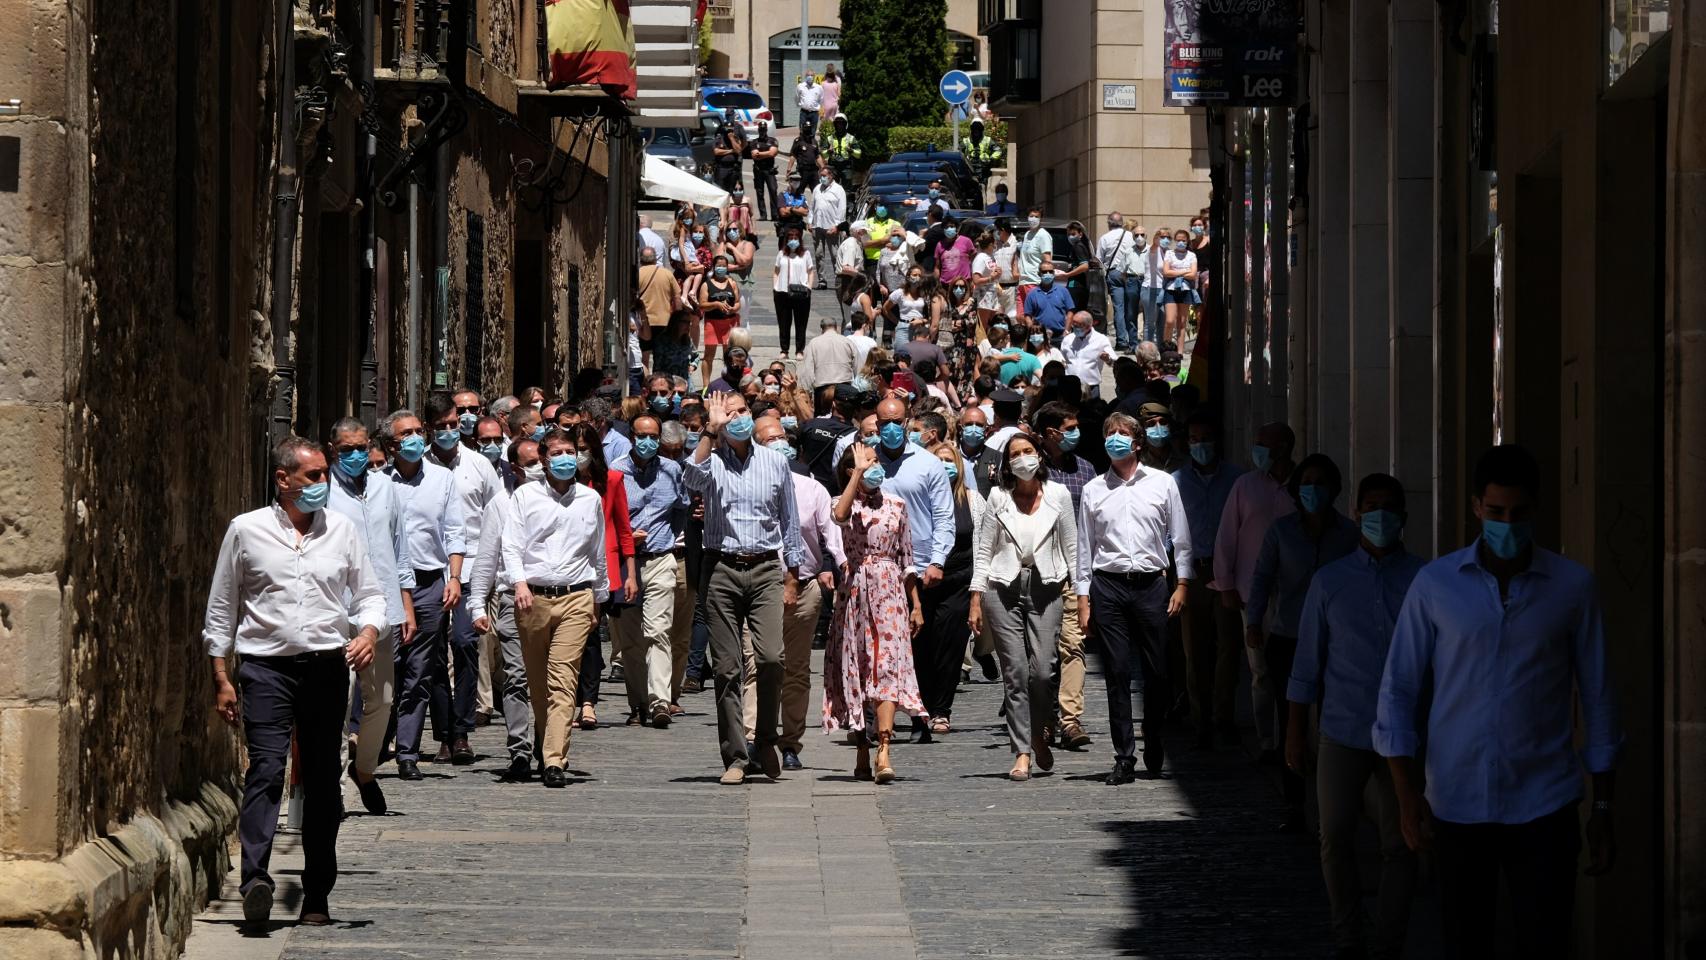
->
[[186, 648, 1336, 960]]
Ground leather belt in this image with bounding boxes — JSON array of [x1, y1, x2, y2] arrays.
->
[[528, 581, 595, 597], [1095, 568, 1164, 585], [712, 549, 780, 569], [250, 648, 346, 665]]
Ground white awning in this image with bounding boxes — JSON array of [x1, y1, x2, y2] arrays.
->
[[641, 154, 729, 207]]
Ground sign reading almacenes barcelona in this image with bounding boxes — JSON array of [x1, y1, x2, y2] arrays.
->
[[1163, 0, 1299, 107]]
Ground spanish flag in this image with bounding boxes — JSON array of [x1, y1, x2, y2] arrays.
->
[[546, 0, 638, 99]]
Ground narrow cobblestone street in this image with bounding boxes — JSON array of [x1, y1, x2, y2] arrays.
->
[[188, 650, 1330, 959]]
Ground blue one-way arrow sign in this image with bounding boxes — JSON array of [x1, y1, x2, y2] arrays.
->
[[939, 70, 972, 105]]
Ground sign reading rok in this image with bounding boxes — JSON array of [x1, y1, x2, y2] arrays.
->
[[1163, 0, 1299, 107]]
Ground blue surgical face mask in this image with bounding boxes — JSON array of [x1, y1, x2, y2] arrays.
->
[[943, 460, 959, 482], [995, 191, 1008, 201], [398, 435, 428, 462], [479, 442, 503, 463], [1361, 509, 1404, 548], [433, 429, 460, 451], [889, 235, 903, 248], [531, 425, 548, 443], [1189, 441, 1216, 466], [1191, 224, 1205, 236], [1059, 427, 1080, 452], [928, 188, 940, 199], [781, 415, 798, 430], [293, 481, 330, 513], [714, 266, 728, 278], [765, 438, 796, 460], [1104, 433, 1135, 460], [1028, 333, 1044, 346], [787, 239, 801, 251], [1145, 424, 1170, 447], [684, 430, 703, 447], [692, 232, 705, 244], [548, 452, 578, 480], [1481, 518, 1533, 560], [904, 429, 922, 448], [458, 411, 479, 435], [727, 228, 740, 241], [648, 395, 672, 413], [862, 433, 880, 448], [682, 216, 695, 226], [635, 436, 660, 459], [1159, 237, 1172, 250], [1298, 484, 1331, 514], [861, 464, 886, 489], [879, 421, 906, 449], [875, 206, 888, 219], [1251, 444, 1272, 472], [337, 448, 370, 478], [960, 425, 986, 449], [724, 413, 755, 441], [945, 227, 958, 239], [1039, 276, 1055, 289]]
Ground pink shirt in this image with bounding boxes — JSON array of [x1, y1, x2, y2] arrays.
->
[[793, 472, 846, 579], [820, 79, 842, 118], [1211, 468, 1295, 598], [938, 235, 977, 283]]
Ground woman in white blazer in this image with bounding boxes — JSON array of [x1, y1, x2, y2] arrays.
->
[[968, 433, 1078, 781]]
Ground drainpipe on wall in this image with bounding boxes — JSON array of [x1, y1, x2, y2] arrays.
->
[[269, 0, 300, 450], [356, 0, 380, 426], [432, 141, 451, 391]]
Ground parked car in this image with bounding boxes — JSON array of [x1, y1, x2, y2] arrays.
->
[[700, 81, 773, 139], [641, 113, 719, 198], [887, 149, 983, 206]]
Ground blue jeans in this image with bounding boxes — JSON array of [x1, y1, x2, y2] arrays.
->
[[1138, 285, 1163, 345], [1108, 272, 1141, 349]]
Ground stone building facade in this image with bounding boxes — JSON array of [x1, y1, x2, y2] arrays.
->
[[0, 0, 625, 957]]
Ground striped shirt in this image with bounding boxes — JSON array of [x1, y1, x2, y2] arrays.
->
[[385, 460, 467, 574], [682, 440, 806, 570]]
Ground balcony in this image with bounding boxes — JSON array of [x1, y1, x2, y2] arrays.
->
[[631, 0, 702, 127], [981, 2, 1039, 106], [977, 0, 1041, 35]]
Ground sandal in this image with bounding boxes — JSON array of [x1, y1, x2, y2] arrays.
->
[[874, 729, 896, 785], [1008, 757, 1031, 782], [579, 706, 599, 731], [930, 718, 951, 735]]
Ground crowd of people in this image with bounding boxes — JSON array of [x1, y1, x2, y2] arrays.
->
[[205, 147, 1624, 959]]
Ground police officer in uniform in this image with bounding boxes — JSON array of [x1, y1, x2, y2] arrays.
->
[[823, 115, 863, 188], [965, 118, 1004, 186]]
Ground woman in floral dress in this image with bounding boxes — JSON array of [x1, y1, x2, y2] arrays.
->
[[823, 443, 925, 784]]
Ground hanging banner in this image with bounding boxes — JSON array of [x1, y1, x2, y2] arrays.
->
[[1163, 0, 1299, 107], [546, 0, 639, 99]]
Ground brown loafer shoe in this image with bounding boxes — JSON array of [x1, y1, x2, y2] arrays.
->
[[298, 911, 332, 926], [719, 764, 747, 785]]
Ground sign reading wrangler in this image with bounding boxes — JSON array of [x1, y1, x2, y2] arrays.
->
[[1162, 0, 1300, 107]]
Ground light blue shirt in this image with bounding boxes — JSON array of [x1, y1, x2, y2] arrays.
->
[[385, 460, 467, 574], [327, 470, 416, 625], [1288, 546, 1426, 751], [875, 441, 955, 574], [683, 440, 806, 570], [603, 428, 633, 468], [1172, 460, 1245, 560], [1246, 511, 1360, 637], [1373, 544, 1623, 825], [617, 454, 689, 553]]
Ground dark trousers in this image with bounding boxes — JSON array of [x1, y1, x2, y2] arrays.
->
[[714, 164, 741, 192], [1434, 804, 1580, 960], [686, 542, 714, 680], [237, 651, 349, 909], [774, 290, 811, 354], [914, 564, 973, 719], [1266, 632, 1305, 811], [1088, 571, 1170, 761], [577, 588, 624, 707], [394, 570, 447, 761], [753, 167, 778, 220], [704, 555, 784, 767], [434, 592, 480, 736]]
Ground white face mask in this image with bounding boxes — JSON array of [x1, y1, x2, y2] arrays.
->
[[1027, 216, 1041, 231], [1010, 454, 1041, 480], [522, 464, 545, 484]]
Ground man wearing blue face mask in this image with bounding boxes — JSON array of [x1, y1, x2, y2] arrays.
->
[[1375, 446, 1621, 958], [1032, 401, 1099, 748], [1246, 453, 1360, 833], [609, 415, 692, 729], [986, 183, 1018, 217], [1172, 412, 1245, 749], [870, 397, 954, 596], [205, 436, 388, 929], [1024, 258, 1075, 344], [381, 408, 468, 781], [325, 418, 416, 816], [684, 392, 807, 785], [1136, 402, 1187, 473], [1285, 472, 1422, 959]]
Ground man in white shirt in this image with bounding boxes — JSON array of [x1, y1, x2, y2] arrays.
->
[[467, 439, 545, 782], [503, 430, 610, 788], [753, 417, 844, 771], [637, 214, 669, 264], [810, 168, 847, 288], [1096, 213, 1145, 353], [205, 436, 387, 929], [796, 72, 823, 139], [797, 314, 858, 392], [846, 311, 877, 371], [382, 409, 467, 781], [1060, 309, 1115, 392], [1077, 411, 1193, 785], [326, 418, 415, 817], [425, 393, 504, 763]]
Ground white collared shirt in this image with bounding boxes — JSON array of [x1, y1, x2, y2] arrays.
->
[[1061, 328, 1113, 387], [502, 479, 610, 602], [386, 459, 467, 574], [811, 182, 846, 229], [434, 446, 503, 576], [202, 504, 389, 658], [1074, 462, 1194, 596], [467, 488, 517, 608]]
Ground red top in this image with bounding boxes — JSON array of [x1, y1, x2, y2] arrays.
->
[[598, 468, 634, 596]]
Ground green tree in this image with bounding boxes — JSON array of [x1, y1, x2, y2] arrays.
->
[[838, 0, 950, 156], [696, 12, 714, 66]]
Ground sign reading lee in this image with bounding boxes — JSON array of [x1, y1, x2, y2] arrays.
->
[[1163, 0, 1299, 107]]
